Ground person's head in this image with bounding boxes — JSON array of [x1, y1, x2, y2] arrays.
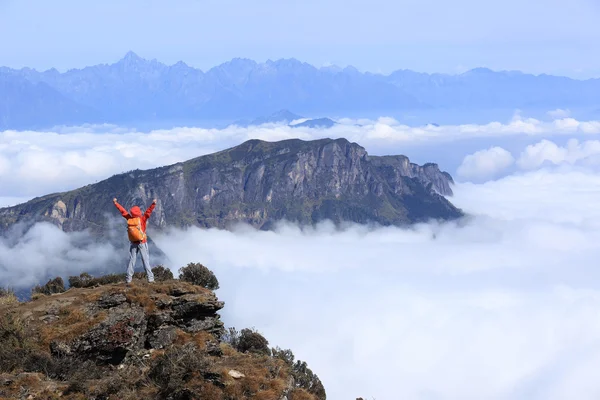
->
[[129, 206, 142, 217]]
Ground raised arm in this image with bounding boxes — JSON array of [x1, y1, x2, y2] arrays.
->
[[144, 199, 157, 219], [113, 198, 130, 218]]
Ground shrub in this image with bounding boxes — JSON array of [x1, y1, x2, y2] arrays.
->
[[272, 346, 295, 365], [221, 327, 241, 348], [69, 273, 124, 288], [150, 265, 174, 281], [68, 272, 93, 288], [0, 313, 30, 373], [178, 263, 219, 289], [237, 328, 271, 356], [149, 343, 211, 396], [290, 360, 326, 400], [32, 277, 65, 296], [0, 287, 18, 306], [69, 266, 173, 289], [272, 347, 326, 400]]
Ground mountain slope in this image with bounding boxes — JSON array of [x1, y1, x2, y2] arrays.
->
[[0, 138, 462, 234], [233, 109, 304, 127], [0, 71, 99, 130], [0, 275, 326, 399]]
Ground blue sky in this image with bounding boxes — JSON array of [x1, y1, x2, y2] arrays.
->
[[1, 0, 599, 76]]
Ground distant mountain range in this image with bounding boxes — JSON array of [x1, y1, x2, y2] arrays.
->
[[1, 51, 599, 130], [232, 110, 337, 129]]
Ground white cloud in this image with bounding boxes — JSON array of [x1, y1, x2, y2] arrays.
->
[[2, 115, 600, 198], [457, 146, 515, 180], [518, 138, 600, 170], [2, 162, 600, 398], [0, 222, 122, 288], [148, 168, 600, 399], [547, 109, 571, 119], [4, 120, 600, 398]]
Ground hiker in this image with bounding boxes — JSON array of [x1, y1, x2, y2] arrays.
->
[[113, 197, 157, 284]]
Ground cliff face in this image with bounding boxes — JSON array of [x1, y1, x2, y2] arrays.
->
[[0, 279, 325, 399], [0, 138, 462, 234]]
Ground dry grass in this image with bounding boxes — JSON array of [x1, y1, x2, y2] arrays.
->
[[151, 280, 210, 296], [125, 286, 156, 313], [0, 288, 18, 307], [173, 329, 214, 351], [0, 275, 323, 400], [31, 292, 46, 301], [38, 310, 107, 347], [290, 389, 317, 400], [214, 351, 291, 399]]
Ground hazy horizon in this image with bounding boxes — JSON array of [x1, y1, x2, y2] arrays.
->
[[2, 50, 599, 80], [1, 0, 599, 78]]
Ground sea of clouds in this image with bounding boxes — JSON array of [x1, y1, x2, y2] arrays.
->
[[2, 111, 600, 399]]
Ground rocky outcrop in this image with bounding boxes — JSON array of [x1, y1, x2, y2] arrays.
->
[[0, 279, 326, 400], [0, 138, 462, 234], [43, 283, 225, 366]]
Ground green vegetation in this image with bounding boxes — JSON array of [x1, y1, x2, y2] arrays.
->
[[179, 262, 220, 290], [68, 265, 174, 288], [32, 277, 66, 296]]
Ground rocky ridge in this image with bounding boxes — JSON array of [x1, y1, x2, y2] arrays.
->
[[0, 279, 325, 400], [0, 138, 462, 235]]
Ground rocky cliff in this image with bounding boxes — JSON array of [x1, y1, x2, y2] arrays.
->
[[0, 138, 462, 234], [0, 277, 325, 399]]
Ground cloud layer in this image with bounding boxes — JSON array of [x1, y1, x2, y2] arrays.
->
[[2, 117, 600, 398], [457, 146, 515, 180], [458, 138, 600, 181], [2, 166, 600, 398], [2, 114, 600, 199]]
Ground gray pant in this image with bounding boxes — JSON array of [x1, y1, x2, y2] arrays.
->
[[127, 242, 154, 283]]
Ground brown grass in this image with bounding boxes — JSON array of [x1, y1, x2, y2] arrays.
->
[[152, 281, 209, 296], [125, 286, 156, 313], [38, 311, 107, 347], [31, 292, 46, 301], [0, 290, 18, 307], [214, 351, 291, 399], [290, 389, 317, 400]]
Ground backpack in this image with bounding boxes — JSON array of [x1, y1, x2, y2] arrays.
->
[[127, 217, 146, 242]]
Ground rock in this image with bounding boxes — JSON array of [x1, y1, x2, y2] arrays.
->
[[168, 286, 196, 297], [206, 341, 223, 357], [98, 292, 127, 308], [147, 326, 178, 349], [203, 371, 225, 388], [182, 316, 224, 335], [46, 282, 230, 371], [171, 294, 224, 320], [50, 341, 73, 357], [228, 369, 245, 379], [155, 297, 173, 308], [52, 304, 147, 365], [39, 315, 59, 323], [0, 138, 462, 234], [147, 312, 174, 330]]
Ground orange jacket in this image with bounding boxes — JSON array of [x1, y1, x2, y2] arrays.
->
[[114, 201, 155, 243]]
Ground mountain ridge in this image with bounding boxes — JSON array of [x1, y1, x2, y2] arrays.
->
[[0, 137, 462, 235], [2, 51, 599, 130], [0, 272, 327, 399], [5, 51, 599, 81]]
